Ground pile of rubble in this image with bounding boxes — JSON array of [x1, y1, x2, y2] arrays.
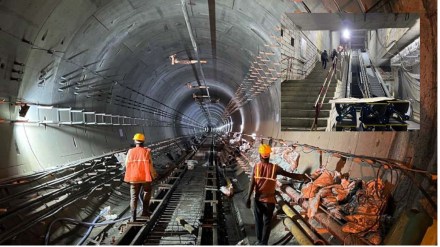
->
[[300, 169, 387, 244]]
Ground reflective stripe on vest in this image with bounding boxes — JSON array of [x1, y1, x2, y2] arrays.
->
[[254, 162, 277, 203], [124, 147, 154, 183], [254, 162, 277, 181]]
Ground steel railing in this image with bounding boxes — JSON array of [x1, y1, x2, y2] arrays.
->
[[311, 58, 337, 131], [281, 52, 319, 81]]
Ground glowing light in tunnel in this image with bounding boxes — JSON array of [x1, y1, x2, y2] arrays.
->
[[342, 29, 350, 40], [37, 105, 53, 109]]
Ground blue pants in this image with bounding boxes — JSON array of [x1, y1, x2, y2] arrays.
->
[[322, 60, 327, 69], [253, 199, 275, 245]]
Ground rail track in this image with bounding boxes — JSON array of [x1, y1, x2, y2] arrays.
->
[[0, 135, 200, 245], [115, 138, 221, 245]]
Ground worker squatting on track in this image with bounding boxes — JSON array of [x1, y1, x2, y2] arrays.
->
[[124, 133, 158, 222], [246, 144, 310, 245]]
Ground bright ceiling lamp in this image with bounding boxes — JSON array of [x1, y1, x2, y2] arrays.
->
[[170, 54, 207, 65], [342, 29, 350, 40]]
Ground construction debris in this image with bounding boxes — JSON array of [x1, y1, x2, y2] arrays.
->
[[186, 160, 198, 170], [176, 217, 196, 234], [220, 183, 234, 197], [281, 147, 300, 171], [299, 169, 388, 244]]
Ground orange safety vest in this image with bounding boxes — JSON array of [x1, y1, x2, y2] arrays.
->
[[124, 147, 157, 183], [253, 162, 277, 203]]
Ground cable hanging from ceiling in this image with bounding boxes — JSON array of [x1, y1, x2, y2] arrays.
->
[[180, 0, 213, 126]]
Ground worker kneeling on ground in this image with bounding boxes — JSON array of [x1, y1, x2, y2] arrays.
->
[[124, 133, 158, 222], [246, 144, 309, 245]]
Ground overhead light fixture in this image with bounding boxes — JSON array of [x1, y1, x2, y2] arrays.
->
[[343, 29, 350, 40], [37, 105, 53, 109], [193, 93, 209, 99], [19, 104, 30, 117], [187, 83, 210, 89], [170, 54, 207, 65]]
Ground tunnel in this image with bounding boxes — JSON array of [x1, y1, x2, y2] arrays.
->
[[0, 0, 436, 245]]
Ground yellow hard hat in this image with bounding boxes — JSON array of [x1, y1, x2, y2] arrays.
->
[[259, 144, 272, 158], [133, 133, 145, 142]]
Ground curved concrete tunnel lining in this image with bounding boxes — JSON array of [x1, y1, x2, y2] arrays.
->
[[22, 7, 278, 131], [0, 0, 299, 147], [0, 0, 426, 170]]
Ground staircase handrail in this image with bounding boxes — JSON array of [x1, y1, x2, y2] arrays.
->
[[281, 55, 313, 80], [358, 51, 371, 98], [311, 56, 338, 131], [334, 51, 344, 81], [297, 30, 322, 77], [280, 46, 320, 81], [345, 50, 353, 98], [371, 62, 392, 97], [302, 53, 319, 78], [280, 55, 306, 63], [286, 53, 319, 79], [299, 30, 323, 55]]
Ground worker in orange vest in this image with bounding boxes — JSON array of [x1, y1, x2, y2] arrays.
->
[[246, 144, 309, 245], [124, 133, 157, 222]]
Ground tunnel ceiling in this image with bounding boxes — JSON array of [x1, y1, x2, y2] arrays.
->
[[285, 13, 419, 30], [0, 0, 305, 130], [0, 0, 404, 131]]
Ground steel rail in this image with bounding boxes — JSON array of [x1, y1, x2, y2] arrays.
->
[[0, 135, 198, 244], [311, 56, 338, 130], [116, 138, 220, 245], [116, 150, 201, 244], [81, 143, 198, 245]]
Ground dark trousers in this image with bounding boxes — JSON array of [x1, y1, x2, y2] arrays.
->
[[253, 199, 275, 245], [130, 182, 152, 220], [322, 60, 327, 69]]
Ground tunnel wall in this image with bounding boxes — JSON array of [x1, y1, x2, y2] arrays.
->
[[367, 28, 410, 65], [0, 122, 180, 179], [0, 0, 435, 188]]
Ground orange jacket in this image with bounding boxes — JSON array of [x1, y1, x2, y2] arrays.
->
[[124, 147, 157, 183], [253, 162, 278, 203]]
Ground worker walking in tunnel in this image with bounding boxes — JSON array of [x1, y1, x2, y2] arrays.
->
[[330, 49, 338, 63], [124, 133, 157, 222], [246, 144, 309, 245], [321, 50, 329, 69], [331, 48, 338, 67]]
